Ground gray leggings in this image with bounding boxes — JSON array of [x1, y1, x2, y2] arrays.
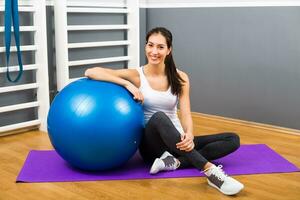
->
[[139, 112, 240, 170]]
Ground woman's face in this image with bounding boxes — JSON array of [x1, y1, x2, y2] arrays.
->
[[145, 33, 171, 66]]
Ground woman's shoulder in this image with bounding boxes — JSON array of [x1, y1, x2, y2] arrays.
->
[[177, 69, 189, 82]]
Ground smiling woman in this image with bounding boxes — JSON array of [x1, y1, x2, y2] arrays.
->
[[85, 27, 244, 195]]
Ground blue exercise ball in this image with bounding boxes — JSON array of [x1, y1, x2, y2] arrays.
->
[[47, 78, 144, 171]]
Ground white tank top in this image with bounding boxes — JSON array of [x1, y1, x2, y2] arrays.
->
[[136, 66, 184, 135]]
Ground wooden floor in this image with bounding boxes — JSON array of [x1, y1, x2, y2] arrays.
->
[[1, 114, 300, 200]]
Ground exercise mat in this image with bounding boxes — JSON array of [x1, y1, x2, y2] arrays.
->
[[16, 144, 299, 183]]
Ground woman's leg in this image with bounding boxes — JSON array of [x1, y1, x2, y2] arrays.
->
[[138, 112, 244, 195], [175, 132, 244, 195], [139, 111, 209, 170], [178, 133, 240, 168]]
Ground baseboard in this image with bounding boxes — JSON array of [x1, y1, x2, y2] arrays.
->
[[0, 126, 39, 137], [191, 112, 300, 136]]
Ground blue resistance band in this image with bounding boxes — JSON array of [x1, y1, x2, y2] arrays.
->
[[5, 0, 23, 82]]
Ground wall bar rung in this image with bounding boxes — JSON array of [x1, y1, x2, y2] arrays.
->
[[68, 40, 130, 49], [0, 83, 38, 94], [0, 45, 37, 53], [66, 2, 126, 8], [0, 26, 37, 32], [0, 64, 37, 73], [67, 25, 129, 31], [0, 101, 39, 113], [0, 6, 35, 12], [69, 56, 130, 66], [67, 7, 128, 13], [0, 119, 41, 133]]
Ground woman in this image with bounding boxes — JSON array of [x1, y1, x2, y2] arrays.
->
[[85, 27, 244, 195]]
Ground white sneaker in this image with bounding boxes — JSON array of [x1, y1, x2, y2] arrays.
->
[[204, 165, 244, 195], [150, 151, 180, 174]]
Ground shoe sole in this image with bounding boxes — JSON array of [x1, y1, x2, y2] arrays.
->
[[207, 179, 244, 195]]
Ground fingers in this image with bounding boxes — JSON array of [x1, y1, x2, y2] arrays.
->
[[177, 142, 194, 152], [181, 142, 194, 152], [126, 84, 144, 103], [176, 137, 194, 152], [133, 91, 144, 103], [176, 141, 193, 150], [176, 135, 190, 147], [187, 142, 195, 151]]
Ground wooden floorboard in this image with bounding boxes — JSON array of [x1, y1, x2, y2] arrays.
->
[[0, 114, 299, 200]]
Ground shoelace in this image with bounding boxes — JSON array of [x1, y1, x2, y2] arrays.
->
[[210, 165, 228, 181], [162, 156, 177, 168]]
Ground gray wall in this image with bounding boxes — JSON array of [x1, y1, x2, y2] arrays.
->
[[146, 7, 300, 130], [139, 8, 147, 66]]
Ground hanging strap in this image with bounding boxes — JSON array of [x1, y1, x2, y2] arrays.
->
[[5, 0, 23, 82]]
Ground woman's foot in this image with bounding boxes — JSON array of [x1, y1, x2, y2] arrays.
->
[[204, 165, 244, 195], [150, 151, 180, 174]]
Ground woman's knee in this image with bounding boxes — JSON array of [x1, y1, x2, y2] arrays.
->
[[147, 111, 182, 140], [226, 132, 240, 150], [148, 112, 170, 125]]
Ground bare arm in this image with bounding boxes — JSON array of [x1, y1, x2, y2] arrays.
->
[[85, 67, 138, 86], [85, 67, 143, 102], [176, 71, 194, 152]]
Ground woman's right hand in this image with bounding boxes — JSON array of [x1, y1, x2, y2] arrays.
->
[[125, 82, 144, 103]]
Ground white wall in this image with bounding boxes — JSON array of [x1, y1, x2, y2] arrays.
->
[[140, 0, 300, 8]]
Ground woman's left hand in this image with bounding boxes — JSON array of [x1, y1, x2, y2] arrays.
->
[[176, 132, 195, 152]]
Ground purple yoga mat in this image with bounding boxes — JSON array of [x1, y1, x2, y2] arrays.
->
[[16, 144, 299, 183]]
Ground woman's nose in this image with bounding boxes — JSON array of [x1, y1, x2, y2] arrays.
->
[[151, 47, 158, 54]]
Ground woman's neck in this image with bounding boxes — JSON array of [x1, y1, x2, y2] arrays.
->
[[145, 63, 166, 76]]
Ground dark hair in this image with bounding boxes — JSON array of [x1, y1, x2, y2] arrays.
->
[[146, 27, 185, 96]]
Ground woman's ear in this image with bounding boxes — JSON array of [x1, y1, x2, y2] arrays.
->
[[168, 47, 172, 55]]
